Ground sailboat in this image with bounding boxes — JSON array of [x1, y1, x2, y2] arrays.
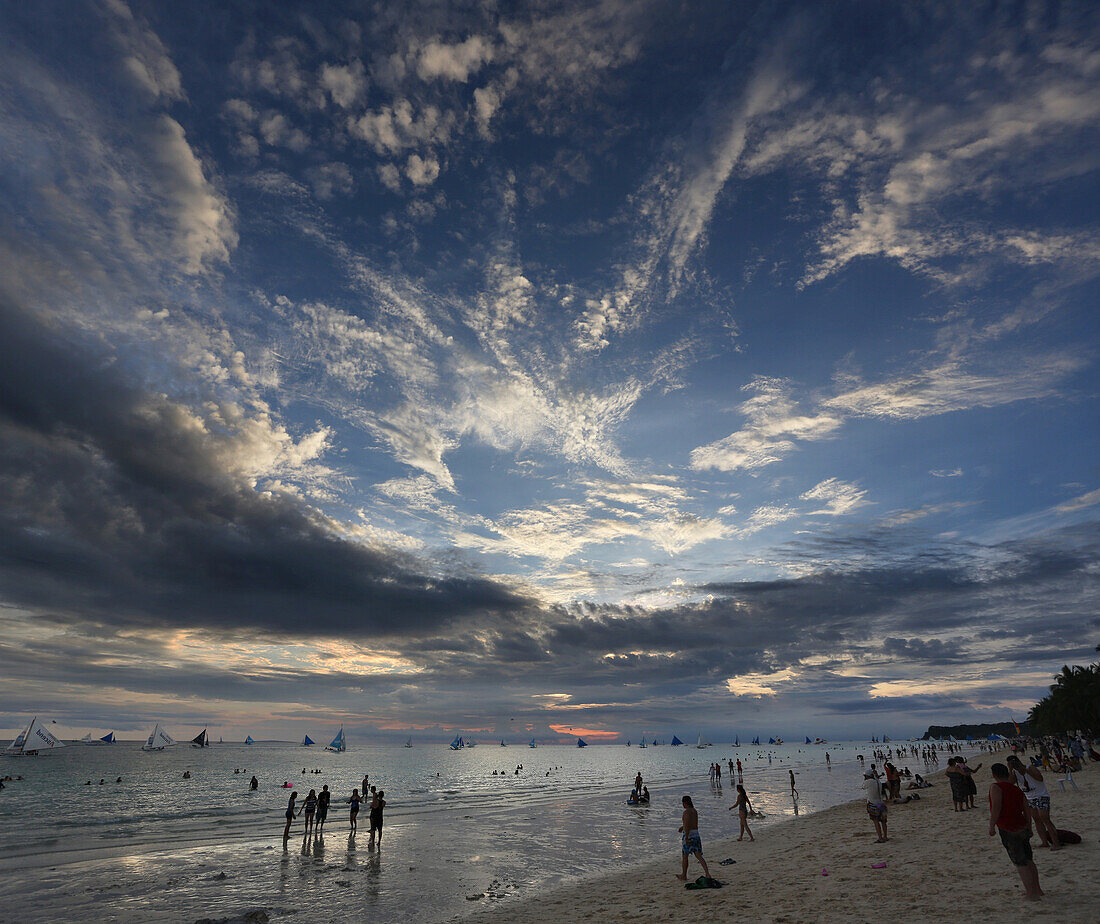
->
[[752, 736, 760, 745], [734, 736, 740, 747], [6, 717, 65, 756], [768, 737, 776, 744], [576, 737, 587, 747], [142, 724, 175, 751], [670, 735, 683, 746], [639, 736, 647, 748], [500, 739, 506, 747], [626, 739, 631, 746], [806, 737, 812, 744], [528, 738, 537, 748], [80, 731, 116, 745], [696, 734, 711, 749], [244, 735, 255, 745], [301, 735, 315, 747], [405, 737, 413, 748], [190, 728, 209, 748], [775, 737, 784, 745], [325, 727, 346, 753], [449, 735, 465, 750], [466, 738, 477, 748]]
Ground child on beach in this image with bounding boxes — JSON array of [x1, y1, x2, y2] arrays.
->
[[676, 796, 712, 881], [988, 763, 1042, 901]]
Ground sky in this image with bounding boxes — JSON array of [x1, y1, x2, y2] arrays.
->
[[1, 0, 1098, 744]]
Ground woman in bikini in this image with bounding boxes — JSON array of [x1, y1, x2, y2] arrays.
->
[[729, 784, 755, 841]]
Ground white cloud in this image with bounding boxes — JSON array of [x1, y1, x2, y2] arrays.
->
[[319, 60, 367, 109], [307, 162, 354, 199], [417, 36, 494, 82], [930, 468, 963, 478], [104, 0, 185, 102], [824, 356, 1081, 420], [1055, 487, 1100, 514], [800, 478, 870, 517], [690, 377, 840, 472], [348, 100, 457, 155], [147, 116, 237, 274], [405, 153, 441, 186]]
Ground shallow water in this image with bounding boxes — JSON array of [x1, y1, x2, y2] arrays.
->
[[0, 739, 974, 922]]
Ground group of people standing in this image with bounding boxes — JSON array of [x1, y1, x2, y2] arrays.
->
[[282, 777, 386, 847]]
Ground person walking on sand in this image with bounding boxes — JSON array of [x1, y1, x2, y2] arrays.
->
[[1007, 756, 1061, 851], [789, 769, 797, 797], [729, 784, 755, 841], [988, 763, 1042, 901], [676, 795, 712, 881], [863, 771, 888, 843], [369, 789, 386, 847], [349, 788, 361, 833], [282, 791, 299, 844]]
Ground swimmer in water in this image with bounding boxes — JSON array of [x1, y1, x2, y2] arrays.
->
[[250, 776, 258, 790]]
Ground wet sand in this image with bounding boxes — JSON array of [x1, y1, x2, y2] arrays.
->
[[462, 757, 1100, 923]]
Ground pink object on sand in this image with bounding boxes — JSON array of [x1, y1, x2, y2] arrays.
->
[[821, 869, 828, 876], [871, 862, 887, 869]]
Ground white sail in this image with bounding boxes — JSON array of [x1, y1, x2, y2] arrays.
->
[[81, 733, 96, 743], [142, 724, 175, 750], [9, 718, 65, 753]]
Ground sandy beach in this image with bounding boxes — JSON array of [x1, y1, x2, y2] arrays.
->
[[462, 757, 1100, 923]]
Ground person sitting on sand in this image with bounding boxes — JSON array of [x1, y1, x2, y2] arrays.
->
[[729, 784, 755, 842], [641, 786, 650, 804], [988, 763, 1042, 901], [628, 789, 640, 805], [863, 771, 888, 843], [676, 795, 712, 881]]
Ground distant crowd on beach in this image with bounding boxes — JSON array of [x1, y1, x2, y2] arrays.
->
[[858, 731, 1096, 902]]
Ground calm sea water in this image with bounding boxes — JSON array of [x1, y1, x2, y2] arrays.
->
[[0, 738, 966, 922]]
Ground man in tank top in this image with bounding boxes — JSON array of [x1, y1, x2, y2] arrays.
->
[[988, 763, 1042, 901]]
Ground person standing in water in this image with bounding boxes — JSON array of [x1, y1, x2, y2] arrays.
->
[[249, 775, 258, 791], [302, 789, 318, 835], [789, 769, 797, 797], [369, 789, 386, 847], [729, 784, 755, 841], [282, 791, 299, 844], [676, 795, 712, 882], [316, 785, 331, 832], [349, 788, 361, 833]]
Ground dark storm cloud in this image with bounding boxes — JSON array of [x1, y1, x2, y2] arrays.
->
[[0, 303, 531, 638]]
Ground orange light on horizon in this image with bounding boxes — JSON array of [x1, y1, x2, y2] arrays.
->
[[548, 724, 618, 740]]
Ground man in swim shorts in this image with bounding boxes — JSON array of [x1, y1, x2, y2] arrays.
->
[[988, 763, 1042, 900], [676, 795, 711, 881]]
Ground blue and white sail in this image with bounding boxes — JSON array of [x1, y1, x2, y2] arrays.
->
[[244, 735, 254, 745], [806, 736, 812, 744], [670, 735, 683, 746], [325, 727, 346, 752], [528, 738, 537, 748], [639, 736, 647, 748], [768, 737, 776, 744], [449, 735, 465, 750], [734, 736, 740, 747], [190, 728, 209, 748], [752, 736, 760, 745], [576, 737, 587, 747], [301, 735, 314, 747]]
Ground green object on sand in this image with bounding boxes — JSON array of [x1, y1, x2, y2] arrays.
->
[[685, 876, 722, 889]]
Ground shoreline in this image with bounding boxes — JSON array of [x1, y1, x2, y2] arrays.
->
[[459, 757, 1100, 923]]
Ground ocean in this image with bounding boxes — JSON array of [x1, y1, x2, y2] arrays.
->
[[0, 738, 967, 922]]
